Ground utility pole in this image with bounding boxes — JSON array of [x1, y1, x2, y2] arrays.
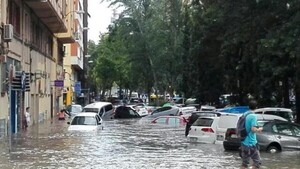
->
[[82, 0, 89, 105]]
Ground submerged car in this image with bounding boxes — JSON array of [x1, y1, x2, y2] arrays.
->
[[114, 106, 141, 119], [223, 114, 290, 152], [187, 116, 220, 144], [65, 104, 83, 117], [82, 102, 114, 119], [151, 116, 187, 127], [146, 106, 180, 118], [67, 113, 103, 131]]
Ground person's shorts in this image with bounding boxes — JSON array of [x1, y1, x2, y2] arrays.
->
[[58, 117, 65, 120]]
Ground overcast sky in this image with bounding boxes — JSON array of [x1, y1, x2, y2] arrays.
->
[[88, 1, 113, 43]]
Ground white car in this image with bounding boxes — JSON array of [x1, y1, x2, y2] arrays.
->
[[67, 113, 103, 131], [187, 116, 220, 144], [82, 102, 114, 119], [215, 113, 241, 144], [129, 105, 149, 117]]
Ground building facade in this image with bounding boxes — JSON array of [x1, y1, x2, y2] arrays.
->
[[0, 0, 87, 136]]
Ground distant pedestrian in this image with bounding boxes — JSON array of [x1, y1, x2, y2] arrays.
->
[[240, 100, 263, 169], [25, 107, 31, 125], [185, 112, 199, 137], [57, 109, 65, 120], [22, 108, 29, 130]]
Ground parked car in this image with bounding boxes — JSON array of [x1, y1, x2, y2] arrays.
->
[[128, 104, 149, 117], [199, 105, 216, 112], [67, 112, 103, 131], [65, 104, 83, 117], [182, 111, 220, 123], [187, 117, 220, 144], [151, 116, 187, 127], [114, 106, 141, 119], [215, 113, 242, 144], [146, 106, 180, 118], [223, 114, 288, 152], [257, 120, 300, 152], [178, 106, 197, 117], [82, 102, 114, 119], [253, 107, 294, 122], [217, 106, 250, 114]]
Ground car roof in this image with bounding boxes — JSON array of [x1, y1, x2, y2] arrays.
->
[[254, 107, 292, 112], [256, 114, 287, 121], [84, 102, 112, 108], [155, 116, 183, 119], [74, 112, 98, 117]]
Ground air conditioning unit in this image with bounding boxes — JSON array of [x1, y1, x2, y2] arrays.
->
[[74, 32, 81, 41], [3, 24, 14, 42]]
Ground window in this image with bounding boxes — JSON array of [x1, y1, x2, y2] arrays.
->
[[105, 105, 113, 112], [71, 116, 96, 125], [291, 125, 300, 137], [168, 117, 178, 125], [9, 1, 21, 36], [192, 118, 214, 127], [273, 123, 293, 136], [155, 118, 167, 123]]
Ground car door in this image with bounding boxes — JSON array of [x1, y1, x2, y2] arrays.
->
[[290, 124, 300, 150], [272, 123, 299, 150]]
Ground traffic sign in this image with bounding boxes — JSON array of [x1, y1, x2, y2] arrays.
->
[[74, 82, 81, 95]]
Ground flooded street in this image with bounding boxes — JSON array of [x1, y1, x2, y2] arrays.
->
[[0, 118, 299, 169]]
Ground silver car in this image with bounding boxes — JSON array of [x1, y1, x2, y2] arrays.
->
[[257, 121, 300, 153]]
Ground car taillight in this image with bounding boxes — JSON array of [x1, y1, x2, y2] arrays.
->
[[201, 128, 214, 133], [225, 129, 236, 138]]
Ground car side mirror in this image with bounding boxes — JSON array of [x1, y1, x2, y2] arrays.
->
[[67, 122, 70, 125]]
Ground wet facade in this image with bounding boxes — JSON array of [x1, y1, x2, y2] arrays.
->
[[0, 0, 87, 137]]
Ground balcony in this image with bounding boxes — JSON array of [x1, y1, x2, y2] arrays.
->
[[25, 0, 67, 33], [71, 56, 83, 71]]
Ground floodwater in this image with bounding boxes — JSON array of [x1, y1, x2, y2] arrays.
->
[[0, 118, 299, 169]]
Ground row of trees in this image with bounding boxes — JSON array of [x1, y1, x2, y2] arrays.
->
[[88, 0, 300, 123]]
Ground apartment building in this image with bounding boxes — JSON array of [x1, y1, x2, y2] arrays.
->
[[0, 0, 87, 136]]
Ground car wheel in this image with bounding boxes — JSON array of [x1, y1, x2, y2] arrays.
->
[[267, 146, 279, 153]]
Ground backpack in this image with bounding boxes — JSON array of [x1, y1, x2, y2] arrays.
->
[[236, 112, 252, 141]]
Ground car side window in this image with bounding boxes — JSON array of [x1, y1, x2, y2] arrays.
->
[[95, 115, 100, 123], [105, 105, 113, 112], [99, 108, 104, 115], [291, 125, 300, 137], [168, 117, 177, 125], [156, 118, 167, 123], [255, 111, 263, 114], [274, 123, 293, 136]]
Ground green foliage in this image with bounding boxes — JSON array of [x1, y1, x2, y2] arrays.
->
[[91, 0, 300, 120]]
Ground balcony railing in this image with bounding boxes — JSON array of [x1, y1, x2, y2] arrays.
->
[[71, 56, 83, 70], [25, 0, 67, 33]]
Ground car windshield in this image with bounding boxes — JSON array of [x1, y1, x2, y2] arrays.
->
[[192, 118, 213, 127], [71, 106, 82, 112], [71, 116, 97, 125]]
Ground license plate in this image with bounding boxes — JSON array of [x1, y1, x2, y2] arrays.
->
[[190, 137, 197, 142], [217, 135, 224, 141]]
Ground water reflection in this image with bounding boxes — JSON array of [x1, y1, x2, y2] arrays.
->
[[0, 118, 299, 169]]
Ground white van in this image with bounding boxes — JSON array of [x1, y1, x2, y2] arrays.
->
[[82, 102, 114, 119], [253, 107, 293, 122]]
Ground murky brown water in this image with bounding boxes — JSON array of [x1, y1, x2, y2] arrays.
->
[[0, 118, 299, 169]]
